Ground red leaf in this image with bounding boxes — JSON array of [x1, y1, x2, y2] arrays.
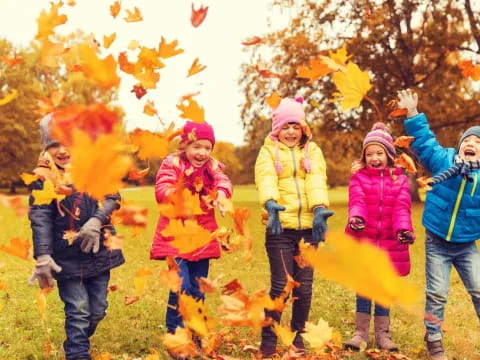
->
[[191, 4, 208, 27], [131, 84, 147, 99]]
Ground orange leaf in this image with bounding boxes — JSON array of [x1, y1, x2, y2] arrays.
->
[[296, 58, 333, 83], [128, 166, 150, 180], [78, 43, 120, 89], [394, 153, 417, 174], [265, 92, 281, 109], [143, 100, 157, 116], [124, 295, 140, 305], [35, 2, 67, 41], [110, 1, 121, 18], [134, 267, 153, 297], [108, 284, 118, 292], [158, 256, 182, 293], [40, 40, 69, 68], [458, 60, 480, 81], [63, 230, 78, 245], [187, 58, 207, 77], [178, 293, 216, 336], [103, 33, 116, 49], [389, 108, 408, 118], [124, 7, 143, 22], [0, 237, 31, 260], [134, 67, 160, 89], [104, 231, 124, 251], [191, 4, 208, 28], [416, 176, 433, 191], [176, 97, 204, 123], [158, 37, 184, 58], [118, 52, 135, 74], [255, 63, 282, 78], [158, 185, 204, 219], [129, 128, 171, 160], [35, 287, 53, 320], [35, 90, 65, 117], [198, 277, 219, 294], [241, 36, 264, 46], [111, 203, 148, 227], [394, 136, 414, 149], [161, 219, 212, 255], [162, 328, 199, 358], [0, 195, 28, 217], [131, 84, 147, 99], [0, 55, 24, 67]]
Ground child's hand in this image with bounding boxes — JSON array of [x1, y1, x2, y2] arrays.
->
[[217, 191, 228, 217], [75, 217, 102, 253], [265, 200, 286, 235], [312, 206, 334, 242], [28, 254, 62, 289], [351, 159, 364, 174], [348, 216, 365, 232], [397, 89, 419, 118], [397, 230, 415, 244]]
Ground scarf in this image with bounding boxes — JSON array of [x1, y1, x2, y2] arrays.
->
[[429, 155, 480, 185]]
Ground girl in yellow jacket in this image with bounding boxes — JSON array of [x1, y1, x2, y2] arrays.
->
[[255, 96, 332, 358]]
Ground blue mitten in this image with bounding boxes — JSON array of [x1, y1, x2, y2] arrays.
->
[[312, 206, 334, 242], [265, 200, 286, 236]]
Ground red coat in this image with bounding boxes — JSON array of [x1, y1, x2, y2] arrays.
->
[[150, 154, 232, 261], [345, 167, 413, 276]]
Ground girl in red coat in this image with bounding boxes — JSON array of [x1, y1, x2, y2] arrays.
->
[[344, 122, 415, 352], [150, 121, 232, 335]]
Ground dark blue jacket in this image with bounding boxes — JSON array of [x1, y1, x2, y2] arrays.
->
[[404, 113, 480, 242], [29, 178, 125, 280]]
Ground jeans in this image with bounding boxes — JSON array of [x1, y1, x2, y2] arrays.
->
[[57, 271, 110, 360], [261, 229, 315, 347], [424, 230, 480, 341], [356, 295, 390, 316], [166, 258, 210, 333]]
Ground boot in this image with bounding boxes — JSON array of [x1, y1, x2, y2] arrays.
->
[[425, 334, 448, 360], [344, 312, 371, 351], [258, 344, 277, 359], [374, 316, 398, 351], [292, 333, 305, 355]]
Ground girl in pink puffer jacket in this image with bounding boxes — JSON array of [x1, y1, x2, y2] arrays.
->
[[344, 122, 415, 353]]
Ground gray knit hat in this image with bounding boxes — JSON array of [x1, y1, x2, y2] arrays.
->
[[39, 113, 59, 149], [458, 126, 480, 150]]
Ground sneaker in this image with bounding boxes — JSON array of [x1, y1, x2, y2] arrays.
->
[[425, 335, 447, 360], [258, 344, 277, 359]]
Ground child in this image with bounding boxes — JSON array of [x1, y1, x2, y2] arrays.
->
[[28, 114, 125, 360], [398, 89, 480, 360], [344, 122, 415, 352], [254, 97, 332, 358], [150, 121, 232, 336]]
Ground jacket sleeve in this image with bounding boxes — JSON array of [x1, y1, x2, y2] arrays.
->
[[213, 163, 233, 198], [94, 193, 121, 224], [155, 156, 180, 203], [305, 142, 330, 209], [348, 173, 367, 221], [392, 176, 414, 235], [28, 180, 56, 258], [404, 113, 450, 174], [254, 145, 280, 206]]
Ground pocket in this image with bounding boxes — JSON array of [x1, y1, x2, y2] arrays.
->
[[429, 195, 449, 210], [466, 208, 480, 217]]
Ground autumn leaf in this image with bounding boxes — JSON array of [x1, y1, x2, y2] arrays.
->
[[124, 7, 143, 22], [0, 90, 18, 106], [20, 173, 39, 186], [112, 203, 148, 227], [143, 100, 158, 116], [118, 52, 135, 74], [158, 186, 204, 219], [103, 33, 116, 49], [128, 166, 150, 180], [241, 36, 264, 46], [266, 92, 281, 109], [0, 237, 31, 260], [134, 67, 160, 89], [299, 232, 419, 307], [332, 62, 372, 111], [191, 4, 208, 28], [198, 276, 221, 294], [129, 128, 172, 160], [255, 63, 282, 78], [416, 176, 433, 191], [296, 58, 333, 83], [458, 60, 480, 81], [177, 97, 204, 123], [133, 267, 153, 297], [389, 108, 408, 118], [35, 90, 65, 117], [31, 180, 66, 205], [158, 256, 182, 293], [35, 287, 53, 320], [187, 58, 207, 77], [302, 319, 333, 351], [161, 219, 212, 255], [78, 43, 120, 89], [329, 44, 351, 66], [0, 195, 28, 217], [158, 37, 184, 58], [40, 40, 69, 68], [0, 55, 24, 67], [35, 2, 67, 41], [63, 230, 78, 245], [110, 1, 121, 18], [178, 293, 216, 336], [128, 40, 140, 50], [124, 295, 140, 305], [137, 46, 165, 69], [131, 84, 147, 99], [69, 130, 132, 200], [272, 322, 296, 346], [104, 230, 124, 251], [394, 136, 415, 149], [162, 327, 199, 358], [394, 153, 417, 174]]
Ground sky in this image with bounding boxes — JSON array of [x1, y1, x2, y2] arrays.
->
[[0, 0, 291, 145]]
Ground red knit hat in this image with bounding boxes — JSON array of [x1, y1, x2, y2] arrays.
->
[[181, 121, 215, 147], [362, 122, 396, 161]]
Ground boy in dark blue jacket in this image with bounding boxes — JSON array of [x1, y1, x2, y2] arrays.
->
[[28, 114, 125, 360], [398, 89, 480, 360]]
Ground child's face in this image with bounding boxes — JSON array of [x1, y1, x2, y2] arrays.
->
[[185, 139, 213, 168], [458, 135, 480, 161], [278, 123, 302, 147], [46, 144, 71, 168], [364, 144, 388, 169]]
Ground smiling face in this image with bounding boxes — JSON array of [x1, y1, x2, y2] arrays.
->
[[46, 144, 71, 169], [364, 144, 388, 169], [185, 139, 213, 168], [278, 122, 303, 147], [459, 135, 480, 161]]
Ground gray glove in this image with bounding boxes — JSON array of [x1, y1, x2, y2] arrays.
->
[[397, 89, 419, 118], [29, 254, 62, 289], [76, 217, 102, 253], [312, 206, 334, 242], [265, 200, 286, 236]]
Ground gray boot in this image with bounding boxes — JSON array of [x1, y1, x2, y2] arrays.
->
[[374, 316, 398, 351], [344, 312, 371, 350]]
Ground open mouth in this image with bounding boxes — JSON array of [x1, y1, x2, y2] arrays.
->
[[464, 149, 476, 157], [370, 163, 382, 168]]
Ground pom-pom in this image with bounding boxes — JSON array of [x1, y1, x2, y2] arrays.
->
[[371, 121, 390, 133], [295, 96, 304, 104]]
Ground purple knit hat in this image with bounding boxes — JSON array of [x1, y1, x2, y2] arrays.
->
[[362, 122, 396, 161], [181, 121, 215, 147]]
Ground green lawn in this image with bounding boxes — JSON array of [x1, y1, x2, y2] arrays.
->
[[0, 185, 479, 359]]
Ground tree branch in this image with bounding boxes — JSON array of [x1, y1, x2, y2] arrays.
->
[[465, 0, 480, 54], [431, 113, 480, 131]]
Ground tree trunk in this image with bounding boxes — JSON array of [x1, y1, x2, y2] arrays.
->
[[9, 181, 16, 194], [407, 173, 421, 202]]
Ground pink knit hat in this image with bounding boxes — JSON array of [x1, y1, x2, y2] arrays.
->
[[362, 122, 396, 161], [181, 121, 215, 147]]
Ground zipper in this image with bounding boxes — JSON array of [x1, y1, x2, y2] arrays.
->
[[377, 171, 384, 246], [446, 177, 467, 241], [290, 148, 302, 230], [471, 173, 478, 196]]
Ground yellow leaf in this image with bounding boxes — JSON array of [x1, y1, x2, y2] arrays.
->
[[35, 2, 67, 41], [0, 89, 18, 106], [265, 92, 281, 109], [123, 7, 143, 22], [162, 327, 199, 358], [35, 287, 52, 320], [332, 62, 372, 110], [302, 319, 333, 350], [104, 230, 124, 251], [143, 348, 161, 360], [40, 40, 69, 68], [178, 293, 216, 337], [158, 37, 184, 58], [176, 97, 204, 123], [128, 40, 140, 50], [299, 232, 419, 307], [63, 230, 78, 245], [143, 100, 157, 116], [161, 219, 212, 255], [328, 44, 351, 66], [78, 43, 120, 89], [158, 257, 182, 293], [129, 128, 171, 160], [32, 180, 66, 205], [158, 187, 204, 219], [272, 323, 296, 346], [187, 57, 207, 77], [134, 267, 153, 297], [103, 33, 116, 49], [20, 173, 38, 185]]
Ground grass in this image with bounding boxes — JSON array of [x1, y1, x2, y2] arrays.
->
[[0, 185, 479, 359]]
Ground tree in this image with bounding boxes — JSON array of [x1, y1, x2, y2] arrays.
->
[[212, 141, 243, 184], [239, 0, 480, 198]]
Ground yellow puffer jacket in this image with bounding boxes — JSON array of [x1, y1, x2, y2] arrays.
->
[[254, 136, 329, 230]]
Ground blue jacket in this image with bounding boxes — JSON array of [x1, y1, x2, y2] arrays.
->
[[404, 113, 480, 242]]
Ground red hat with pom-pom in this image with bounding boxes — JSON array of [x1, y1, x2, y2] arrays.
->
[[362, 122, 396, 161]]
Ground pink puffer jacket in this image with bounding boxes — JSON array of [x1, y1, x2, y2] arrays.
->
[[345, 167, 413, 276], [150, 153, 232, 261]]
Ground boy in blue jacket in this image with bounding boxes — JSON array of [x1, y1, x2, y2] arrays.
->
[[398, 89, 480, 360], [28, 114, 125, 360]]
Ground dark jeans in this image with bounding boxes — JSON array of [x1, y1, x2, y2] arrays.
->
[[57, 271, 110, 360], [166, 258, 210, 333], [261, 229, 315, 347], [356, 295, 390, 316]]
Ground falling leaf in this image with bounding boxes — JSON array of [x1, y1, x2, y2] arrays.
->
[[241, 36, 264, 46], [394, 136, 415, 149], [124, 7, 143, 22], [191, 4, 208, 28], [394, 153, 417, 174], [180, 92, 201, 101], [31, 180, 66, 205], [118, 52, 135, 74], [110, 1, 121, 18], [266, 92, 281, 109], [458, 60, 480, 81], [35, 286, 53, 320], [35, 2, 67, 41], [187, 58, 207, 77], [158, 256, 182, 293], [20, 173, 39, 186], [0, 55, 24, 67], [158, 186, 204, 219], [178, 293, 216, 336], [332, 62, 372, 110], [416, 176, 433, 191], [133, 267, 153, 297], [0, 237, 31, 260], [389, 108, 408, 118], [104, 230, 124, 251], [128, 166, 150, 180], [0, 90, 18, 106], [0, 195, 28, 217], [78, 43, 120, 89], [328, 44, 351, 66], [161, 219, 212, 254], [129, 128, 172, 160], [198, 276, 220, 294], [128, 40, 140, 50], [143, 100, 158, 116], [162, 327, 199, 358], [296, 58, 333, 83], [103, 33, 116, 49], [35, 90, 65, 117], [272, 323, 296, 346], [40, 40, 69, 68], [255, 63, 282, 78], [302, 319, 333, 350], [124, 295, 140, 305], [131, 84, 147, 99], [176, 97, 204, 123], [63, 230, 78, 245], [158, 37, 184, 58]]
